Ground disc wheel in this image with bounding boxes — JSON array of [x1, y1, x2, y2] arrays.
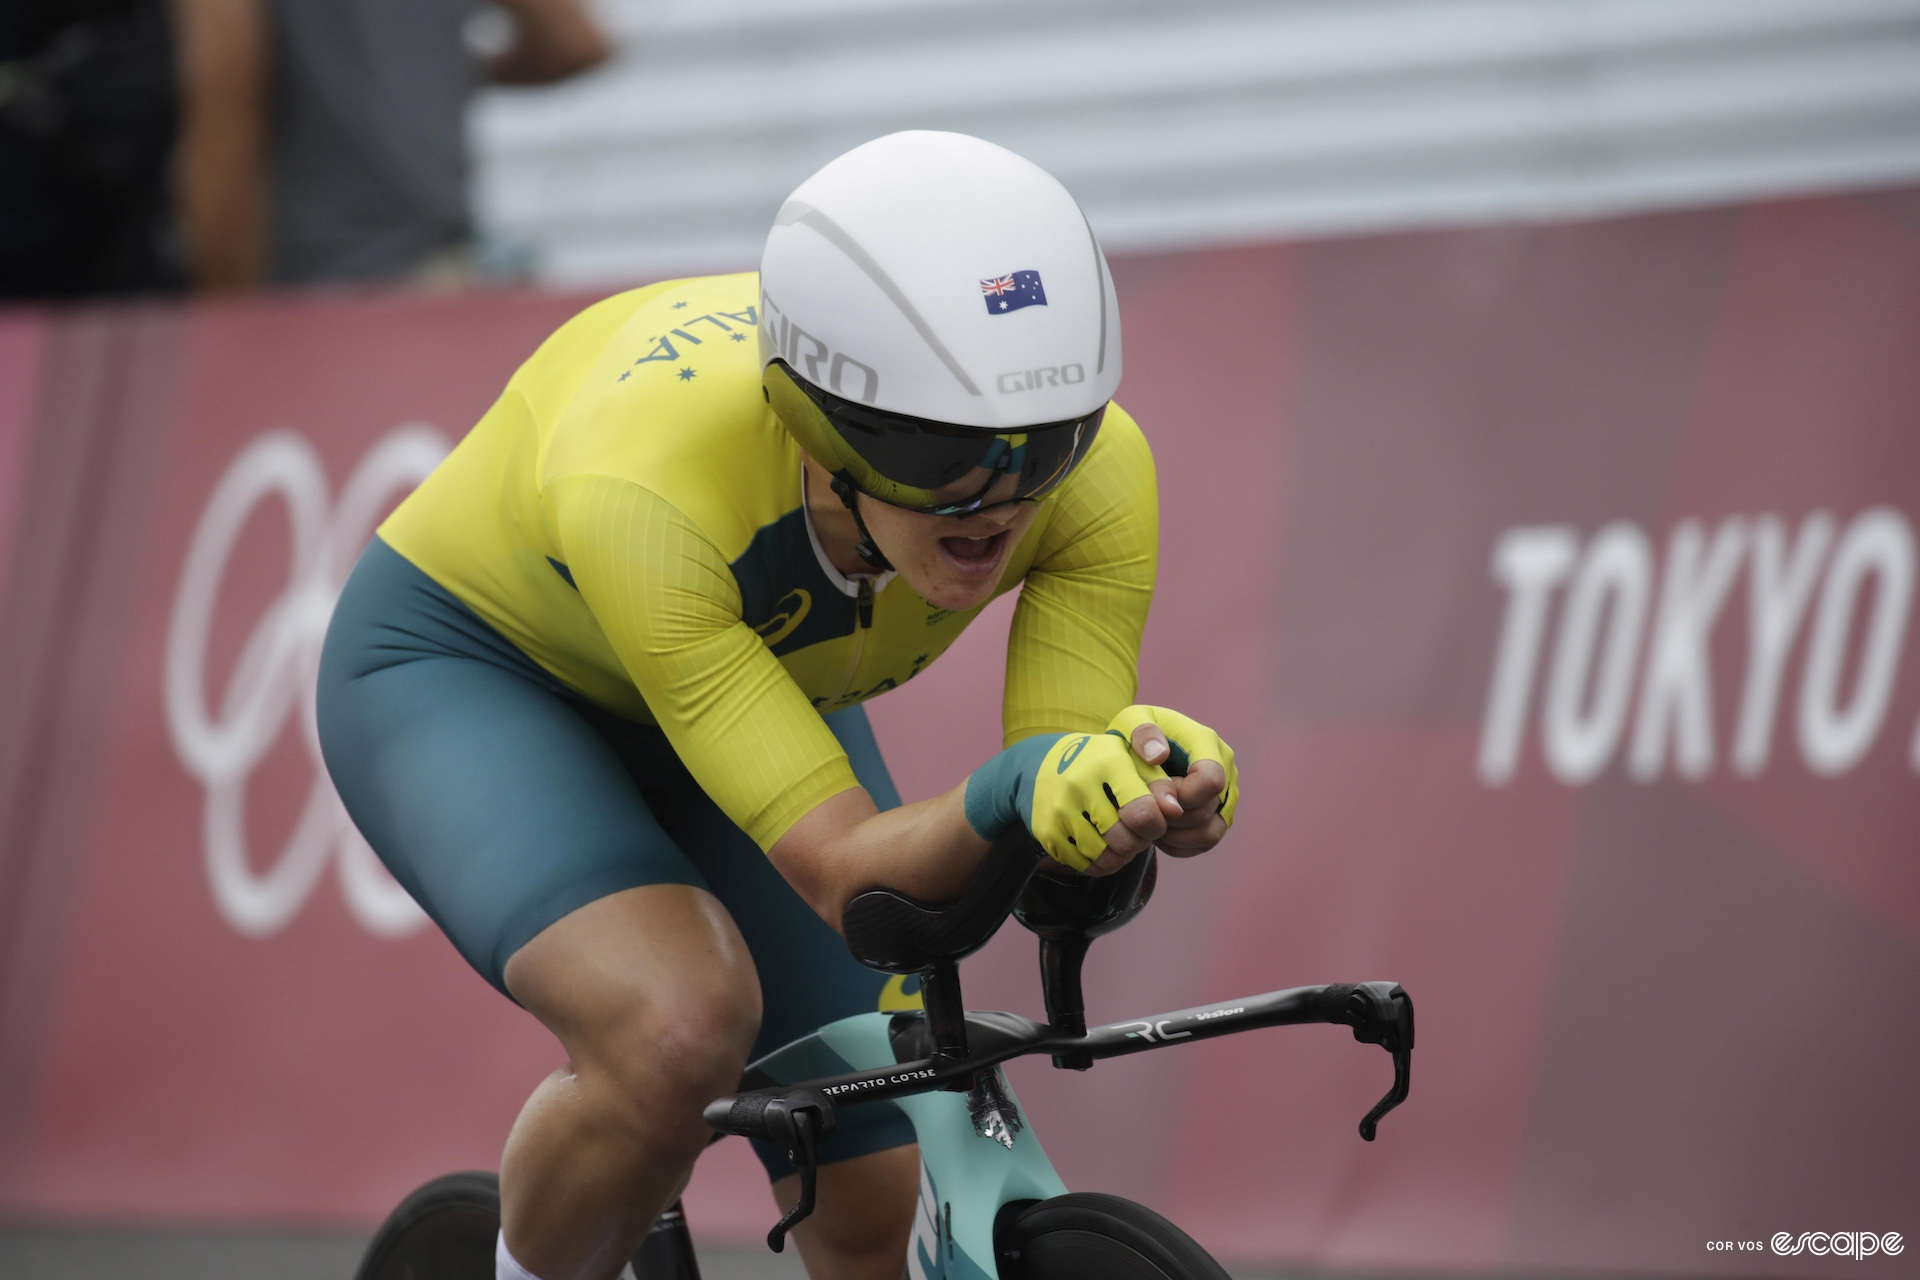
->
[[356, 1170, 501, 1280], [996, 1192, 1231, 1279]]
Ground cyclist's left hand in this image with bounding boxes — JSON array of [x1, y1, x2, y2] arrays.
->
[[1106, 705, 1237, 857]]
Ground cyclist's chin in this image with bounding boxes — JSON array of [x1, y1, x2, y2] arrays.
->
[[895, 528, 1013, 611], [901, 565, 999, 612], [867, 502, 1035, 611]]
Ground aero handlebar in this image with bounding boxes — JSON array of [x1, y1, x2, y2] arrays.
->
[[705, 981, 1414, 1145]]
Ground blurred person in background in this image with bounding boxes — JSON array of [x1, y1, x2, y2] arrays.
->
[[0, 0, 185, 299], [3, 0, 607, 299], [180, 0, 610, 290]]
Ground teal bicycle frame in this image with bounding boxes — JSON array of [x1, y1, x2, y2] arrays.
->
[[751, 1012, 1066, 1280]]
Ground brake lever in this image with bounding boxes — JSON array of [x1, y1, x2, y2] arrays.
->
[[766, 1105, 824, 1252], [1358, 1043, 1411, 1142], [705, 1089, 839, 1252], [1312, 982, 1415, 1141]]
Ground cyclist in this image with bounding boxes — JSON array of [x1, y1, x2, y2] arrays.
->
[[317, 130, 1238, 1280]]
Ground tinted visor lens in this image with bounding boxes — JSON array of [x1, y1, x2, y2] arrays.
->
[[770, 361, 1104, 516]]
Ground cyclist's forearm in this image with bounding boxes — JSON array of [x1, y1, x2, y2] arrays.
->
[[767, 786, 992, 934]]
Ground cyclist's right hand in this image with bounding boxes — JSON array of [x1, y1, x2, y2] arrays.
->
[[964, 731, 1172, 874]]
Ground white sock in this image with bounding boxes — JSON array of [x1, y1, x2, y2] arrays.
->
[[497, 1230, 636, 1280], [496, 1230, 546, 1280]]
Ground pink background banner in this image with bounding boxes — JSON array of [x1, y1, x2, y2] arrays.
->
[[0, 313, 47, 610], [0, 191, 1916, 1277]]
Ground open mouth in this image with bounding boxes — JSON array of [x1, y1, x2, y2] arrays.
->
[[937, 529, 1010, 576]]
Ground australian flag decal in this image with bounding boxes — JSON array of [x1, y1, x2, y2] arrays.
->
[[981, 270, 1047, 315]]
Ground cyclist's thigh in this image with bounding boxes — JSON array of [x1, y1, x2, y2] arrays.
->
[[317, 542, 707, 997], [648, 703, 915, 1175], [661, 703, 901, 1052]]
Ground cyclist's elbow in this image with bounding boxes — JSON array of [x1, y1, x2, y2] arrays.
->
[[767, 788, 881, 933]]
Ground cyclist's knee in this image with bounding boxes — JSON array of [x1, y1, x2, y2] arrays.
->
[[601, 968, 760, 1105], [506, 885, 763, 1112]]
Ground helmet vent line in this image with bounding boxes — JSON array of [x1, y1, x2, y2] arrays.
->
[[774, 200, 984, 398], [1080, 211, 1110, 376]]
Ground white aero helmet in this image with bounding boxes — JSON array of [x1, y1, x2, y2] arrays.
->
[[760, 130, 1120, 519]]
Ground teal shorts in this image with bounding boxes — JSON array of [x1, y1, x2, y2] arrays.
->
[[316, 537, 914, 1178]]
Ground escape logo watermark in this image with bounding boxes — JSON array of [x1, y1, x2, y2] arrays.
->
[[1704, 1232, 1905, 1259], [1773, 1232, 1903, 1259]]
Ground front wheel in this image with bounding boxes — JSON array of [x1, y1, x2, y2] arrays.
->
[[995, 1192, 1231, 1279], [355, 1170, 501, 1280]]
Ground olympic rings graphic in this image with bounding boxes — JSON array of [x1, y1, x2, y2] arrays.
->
[[165, 426, 449, 938]]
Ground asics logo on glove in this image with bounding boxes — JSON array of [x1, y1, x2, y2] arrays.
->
[[1026, 731, 1167, 872], [964, 705, 1238, 875]]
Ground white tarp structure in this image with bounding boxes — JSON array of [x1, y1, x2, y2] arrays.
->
[[472, 0, 1920, 284]]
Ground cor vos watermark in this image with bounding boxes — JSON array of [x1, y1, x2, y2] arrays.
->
[[1706, 1232, 1903, 1259]]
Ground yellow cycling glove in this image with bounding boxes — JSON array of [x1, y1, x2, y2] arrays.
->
[[1106, 705, 1239, 828], [965, 731, 1167, 872]]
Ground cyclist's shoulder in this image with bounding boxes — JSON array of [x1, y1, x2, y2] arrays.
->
[[1008, 400, 1155, 580], [1093, 400, 1149, 457], [511, 272, 760, 398], [536, 273, 798, 558], [1050, 398, 1153, 503]]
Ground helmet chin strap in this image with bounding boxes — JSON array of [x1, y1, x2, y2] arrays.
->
[[828, 473, 895, 572]]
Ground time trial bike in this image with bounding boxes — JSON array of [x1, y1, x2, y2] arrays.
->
[[356, 828, 1415, 1280]]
